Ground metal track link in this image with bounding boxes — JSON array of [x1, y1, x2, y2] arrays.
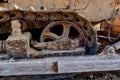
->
[[0, 10, 97, 55]]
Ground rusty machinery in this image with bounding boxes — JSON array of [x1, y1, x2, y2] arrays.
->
[[0, 0, 119, 59]]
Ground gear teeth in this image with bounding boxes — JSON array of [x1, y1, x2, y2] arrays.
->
[[29, 6, 35, 11], [13, 5, 22, 10]]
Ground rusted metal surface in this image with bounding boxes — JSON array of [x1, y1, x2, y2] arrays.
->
[[0, 0, 119, 58], [0, 7, 97, 57], [39, 21, 86, 50], [32, 39, 81, 50], [4, 20, 29, 59], [5, 40, 27, 59], [0, 0, 118, 22], [0, 1, 120, 79], [100, 18, 120, 34]]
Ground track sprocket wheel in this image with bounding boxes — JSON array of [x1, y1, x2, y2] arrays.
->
[[40, 21, 86, 50]]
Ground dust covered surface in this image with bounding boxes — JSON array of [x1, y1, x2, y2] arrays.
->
[[0, 71, 120, 80]]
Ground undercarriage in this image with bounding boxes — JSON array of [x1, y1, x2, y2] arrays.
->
[[0, 0, 120, 79], [0, 10, 97, 59]]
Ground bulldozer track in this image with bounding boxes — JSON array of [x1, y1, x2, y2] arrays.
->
[[0, 10, 97, 55]]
